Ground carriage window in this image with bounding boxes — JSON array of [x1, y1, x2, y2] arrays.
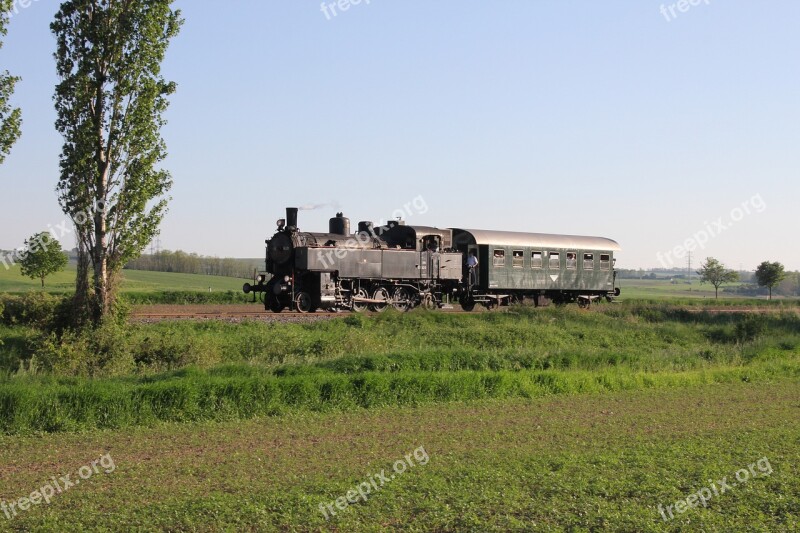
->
[[584, 253, 594, 270], [493, 249, 505, 267], [566, 252, 577, 270], [549, 252, 560, 269], [531, 251, 543, 269], [512, 250, 524, 268], [600, 254, 611, 270]]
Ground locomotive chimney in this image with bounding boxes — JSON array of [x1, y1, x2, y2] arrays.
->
[[286, 207, 298, 231]]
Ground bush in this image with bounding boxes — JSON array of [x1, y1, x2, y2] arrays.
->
[[133, 331, 220, 372], [735, 315, 767, 343], [0, 292, 62, 328], [31, 322, 135, 377]]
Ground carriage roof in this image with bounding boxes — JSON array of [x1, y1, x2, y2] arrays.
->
[[451, 229, 621, 252]]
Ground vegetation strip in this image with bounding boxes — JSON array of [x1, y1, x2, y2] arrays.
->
[[1, 364, 797, 435]]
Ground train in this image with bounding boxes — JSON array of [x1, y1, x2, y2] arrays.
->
[[243, 207, 621, 312]]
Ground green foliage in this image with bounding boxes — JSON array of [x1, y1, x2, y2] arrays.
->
[[755, 261, 787, 299], [1, 305, 800, 434], [52, 0, 183, 322], [1, 362, 798, 435], [0, 0, 22, 164], [696, 256, 739, 299], [19, 232, 69, 287], [0, 292, 62, 328], [121, 290, 247, 305]]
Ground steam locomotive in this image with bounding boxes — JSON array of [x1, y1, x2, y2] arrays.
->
[[244, 207, 621, 313]]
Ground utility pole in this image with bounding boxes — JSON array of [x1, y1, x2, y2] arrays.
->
[[687, 251, 692, 284]]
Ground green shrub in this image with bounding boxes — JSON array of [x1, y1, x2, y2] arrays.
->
[[31, 322, 135, 377], [0, 292, 62, 328], [735, 315, 767, 343], [133, 331, 221, 372]]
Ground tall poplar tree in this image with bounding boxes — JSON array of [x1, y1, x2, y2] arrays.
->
[[52, 0, 182, 324], [0, 0, 22, 163]]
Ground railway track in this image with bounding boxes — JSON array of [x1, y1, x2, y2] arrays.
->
[[129, 304, 798, 322], [129, 304, 470, 322], [130, 310, 342, 322]]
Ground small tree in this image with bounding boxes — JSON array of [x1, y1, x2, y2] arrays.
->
[[697, 257, 739, 299], [20, 232, 68, 288], [754, 261, 786, 300]]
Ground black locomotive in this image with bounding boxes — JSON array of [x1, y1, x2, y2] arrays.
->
[[244, 207, 621, 312]]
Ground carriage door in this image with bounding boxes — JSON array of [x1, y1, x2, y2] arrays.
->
[[467, 245, 480, 287], [420, 236, 440, 280]]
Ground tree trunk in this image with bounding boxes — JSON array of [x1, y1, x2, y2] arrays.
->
[[73, 237, 92, 327], [41, 277, 45, 288], [90, 73, 111, 324], [93, 205, 109, 323]]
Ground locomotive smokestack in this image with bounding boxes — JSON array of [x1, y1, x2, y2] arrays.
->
[[286, 207, 298, 231]]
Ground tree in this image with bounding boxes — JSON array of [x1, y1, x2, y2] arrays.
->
[[52, 0, 182, 324], [754, 261, 786, 300], [0, 0, 22, 163], [696, 257, 739, 299], [20, 232, 68, 288]]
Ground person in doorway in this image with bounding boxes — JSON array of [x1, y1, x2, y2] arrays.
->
[[466, 250, 478, 287]]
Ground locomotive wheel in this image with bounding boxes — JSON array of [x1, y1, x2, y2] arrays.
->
[[459, 295, 476, 312], [295, 292, 313, 313], [391, 287, 413, 312], [370, 288, 390, 312], [353, 288, 369, 313], [267, 295, 284, 313]]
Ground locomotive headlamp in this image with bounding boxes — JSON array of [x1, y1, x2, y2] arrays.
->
[[277, 219, 286, 229], [284, 275, 291, 283]]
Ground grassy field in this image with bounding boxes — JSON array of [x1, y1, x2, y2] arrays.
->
[[0, 381, 797, 531], [0, 263, 248, 294], [618, 278, 739, 300]]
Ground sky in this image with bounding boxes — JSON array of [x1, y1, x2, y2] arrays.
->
[[1, 0, 798, 271]]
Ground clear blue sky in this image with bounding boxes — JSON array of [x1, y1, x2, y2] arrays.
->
[[1, 0, 798, 270]]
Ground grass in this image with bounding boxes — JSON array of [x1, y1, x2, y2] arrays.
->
[[0, 380, 797, 531], [0, 362, 797, 435]]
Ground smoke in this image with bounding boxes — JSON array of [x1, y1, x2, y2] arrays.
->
[[298, 202, 341, 211]]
